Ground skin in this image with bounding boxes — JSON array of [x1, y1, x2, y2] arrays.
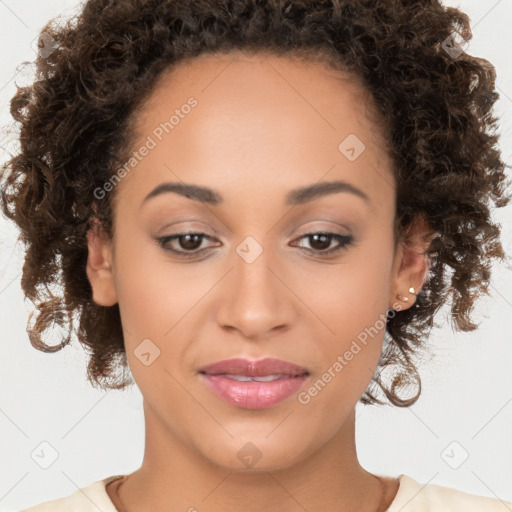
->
[[86, 51, 433, 512]]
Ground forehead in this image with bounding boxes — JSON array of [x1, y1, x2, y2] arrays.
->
[[138, 50, 386, 145], [116, 51, 395, 214]]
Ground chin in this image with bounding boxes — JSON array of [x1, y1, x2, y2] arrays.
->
[[198, 434, 310, 474]]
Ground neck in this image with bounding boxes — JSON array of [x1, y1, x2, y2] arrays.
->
[[112, 402, 392, 512]]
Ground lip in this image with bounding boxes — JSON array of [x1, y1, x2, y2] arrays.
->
[[197, 358, 310, 409], [199, 373, 310, 409], [198, 357, 310, 377]]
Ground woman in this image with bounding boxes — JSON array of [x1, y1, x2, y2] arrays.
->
[[2, 0, 510, 510]]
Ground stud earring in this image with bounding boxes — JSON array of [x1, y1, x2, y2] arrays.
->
[[396, 286, 416, 302]]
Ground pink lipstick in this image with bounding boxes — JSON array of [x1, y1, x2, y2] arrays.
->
[[198, 357, 310, 409]]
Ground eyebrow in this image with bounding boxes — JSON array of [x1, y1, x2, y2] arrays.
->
[[141, 180, 371, 207]]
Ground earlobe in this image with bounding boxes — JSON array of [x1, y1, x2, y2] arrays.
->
[[86, 219, 118, 306]]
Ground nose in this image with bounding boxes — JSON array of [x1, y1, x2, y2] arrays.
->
[[216, 239, 294, 340]]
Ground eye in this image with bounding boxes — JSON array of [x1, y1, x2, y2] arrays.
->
[[156, 232, 216, 258], [290, 232, 354, 256], [155, 231, 354, 259]]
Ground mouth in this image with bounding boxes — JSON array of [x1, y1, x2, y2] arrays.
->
[[197, 357, 310, 409]]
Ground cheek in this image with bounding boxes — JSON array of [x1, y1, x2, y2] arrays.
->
[[296, 241, 393, 397], [111, 239, 196, 409], [111, 232, 220, 390], [295, 290, 387, 431], [301, 248, 392, 339], [112, 230, 203, 332]]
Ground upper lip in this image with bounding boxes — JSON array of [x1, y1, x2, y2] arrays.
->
[[198, 358, 310, 377]]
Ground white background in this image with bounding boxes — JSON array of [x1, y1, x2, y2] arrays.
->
[[0, 0, 511, 510]]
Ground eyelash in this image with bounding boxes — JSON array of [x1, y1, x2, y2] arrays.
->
[[155, 232, 355, 259]]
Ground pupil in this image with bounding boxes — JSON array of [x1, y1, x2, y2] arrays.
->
[[181, 234, 202, 250], [310, 234, 330, 250]]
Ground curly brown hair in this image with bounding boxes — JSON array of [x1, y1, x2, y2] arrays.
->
[[1, 0, 509, 407]]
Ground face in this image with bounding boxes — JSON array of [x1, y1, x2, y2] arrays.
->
[[87, 51, 429, 472]]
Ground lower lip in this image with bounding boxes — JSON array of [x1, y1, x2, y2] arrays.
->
[[199, 374, 309, 409]]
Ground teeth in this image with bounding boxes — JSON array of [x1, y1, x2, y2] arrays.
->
[[221, 374, 285, 382]]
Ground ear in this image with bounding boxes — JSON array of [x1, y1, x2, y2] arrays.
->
[[86, 218, 117, 306], [388, 215, 436, 311]]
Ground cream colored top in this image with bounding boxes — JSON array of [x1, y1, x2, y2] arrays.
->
[[20, 474, 512, 511]]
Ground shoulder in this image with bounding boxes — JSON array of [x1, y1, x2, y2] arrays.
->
[[19, 475, 123, 512], [388, 474, 512, 512]]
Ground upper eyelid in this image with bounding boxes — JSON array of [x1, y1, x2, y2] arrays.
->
[[160, 229, 350, 242], [158, 219, 352, 238]]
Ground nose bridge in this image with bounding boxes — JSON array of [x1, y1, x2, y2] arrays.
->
[[234, 232, 281, 304], [218, 233, 290, 337]]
